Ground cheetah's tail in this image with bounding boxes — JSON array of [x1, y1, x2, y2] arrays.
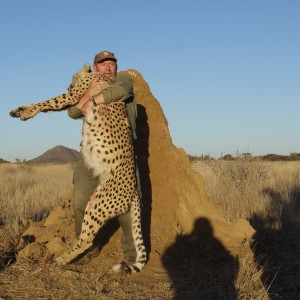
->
[[112, 190, 147, 273]]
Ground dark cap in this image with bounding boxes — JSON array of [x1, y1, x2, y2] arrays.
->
[[94, 51, 117, 64]]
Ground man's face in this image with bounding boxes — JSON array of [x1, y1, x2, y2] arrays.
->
[[93, 59, 117, 78]]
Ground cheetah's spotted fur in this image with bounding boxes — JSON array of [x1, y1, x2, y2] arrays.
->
[[10, 65, 147, 273]]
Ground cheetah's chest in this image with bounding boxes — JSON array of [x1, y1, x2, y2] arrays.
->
[[81, 102, 134, 178]]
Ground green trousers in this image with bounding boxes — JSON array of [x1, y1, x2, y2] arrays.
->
[[73, 153, 141, 258]]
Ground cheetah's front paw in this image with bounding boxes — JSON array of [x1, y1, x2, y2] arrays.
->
[[10, 105, 41, 121], [55, 253, 69, 266]]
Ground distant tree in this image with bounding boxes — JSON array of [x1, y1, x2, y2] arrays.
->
[[188, 155, 201, 163], [262, 154, 289, 161], [289, 153, 300, 161], [242, 152, 253, 158], [220, 154, 235, 161], [203, 155, 214, 161], [15, 158, 21, 163]]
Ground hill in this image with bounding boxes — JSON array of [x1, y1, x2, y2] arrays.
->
[[27, 145, 80, 164]]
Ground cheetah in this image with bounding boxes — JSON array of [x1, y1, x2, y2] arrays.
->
[[10, 65, 147, 273]]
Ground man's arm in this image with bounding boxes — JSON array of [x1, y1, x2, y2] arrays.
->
[[80, 75, 134, 116], [68, 106, 83, 119], [101, 75, 134, 103]]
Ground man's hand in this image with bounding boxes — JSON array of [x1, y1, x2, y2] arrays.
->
[[81, 99, 94, 116], [86, 81, 110, 96], [75, 80, 109, 112]]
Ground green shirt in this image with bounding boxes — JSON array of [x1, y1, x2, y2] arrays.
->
[[68, 74, 137, 140]]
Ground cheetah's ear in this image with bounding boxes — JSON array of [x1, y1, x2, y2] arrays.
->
[[83, 63, 91, 73]]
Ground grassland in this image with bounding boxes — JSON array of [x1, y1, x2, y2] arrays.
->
[[0, 160, 299, 299], [192, 158, 300, 299]]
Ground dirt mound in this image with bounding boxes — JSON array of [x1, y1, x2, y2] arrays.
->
[[17, 69, 255, 271]]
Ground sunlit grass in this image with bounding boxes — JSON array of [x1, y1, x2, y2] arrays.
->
[[192, 159, 300, 298], [0, 160, 299, 298], [0, 163, 73, 223]]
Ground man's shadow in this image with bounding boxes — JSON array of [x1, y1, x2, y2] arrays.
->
[[162, 217, 238, 299]]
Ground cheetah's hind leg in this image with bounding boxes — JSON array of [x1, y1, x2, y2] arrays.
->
[[55, 184, 113, 266]]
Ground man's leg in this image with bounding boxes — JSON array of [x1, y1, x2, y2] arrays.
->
[[73, 153, 98, 237], [72, 153, 101, 265], [118, 212, 136, 259]]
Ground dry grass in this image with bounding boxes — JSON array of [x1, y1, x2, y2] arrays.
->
[[0, 163, 73, 223], [0, 163, 73, 253], [1, 160, 299, 298], [193, 158, 300, 299], [192, 158, 272, 222]]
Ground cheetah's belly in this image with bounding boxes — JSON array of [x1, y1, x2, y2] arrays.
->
[[81, 103, 133, 178]]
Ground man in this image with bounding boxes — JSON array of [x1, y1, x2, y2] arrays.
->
[[68, 51, 141, 269]]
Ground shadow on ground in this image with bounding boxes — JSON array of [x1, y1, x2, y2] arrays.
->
[[162, 217, 239, 299], [250, 186, 300, 299]]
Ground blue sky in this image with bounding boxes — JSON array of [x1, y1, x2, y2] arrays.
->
[[1, 1, 299, 162]]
